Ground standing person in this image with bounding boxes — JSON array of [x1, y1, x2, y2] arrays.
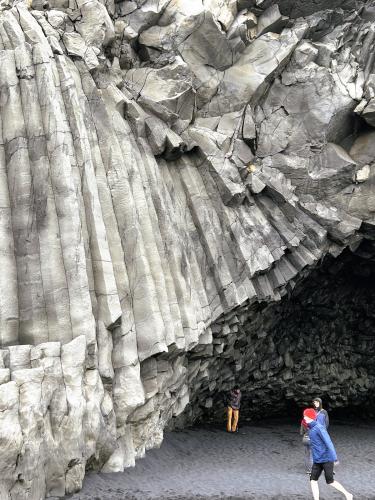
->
[[313, 397, 329, 428], [226, 386, 241, 433], [300, 410, 315, 474], [303, 408, 353, 500]]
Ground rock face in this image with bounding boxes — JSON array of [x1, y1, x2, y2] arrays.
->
[[0, 0, 374, 497]]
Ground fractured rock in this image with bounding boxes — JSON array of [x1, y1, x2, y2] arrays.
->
[[256, 4, 289, 37], [145, 116, 187, 160], [199, 26, 303, 116], [354, 164, 370, 183]]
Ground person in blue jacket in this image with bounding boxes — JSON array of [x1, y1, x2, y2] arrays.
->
[[303, 408, 353, 500]]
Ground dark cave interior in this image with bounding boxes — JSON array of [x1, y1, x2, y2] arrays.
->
[[179, 241, 375, 427]]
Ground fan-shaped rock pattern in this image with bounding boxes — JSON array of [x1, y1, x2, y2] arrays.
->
[[0, 0, 374, 497]]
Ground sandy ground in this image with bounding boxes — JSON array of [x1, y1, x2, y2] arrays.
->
[[67, 421, 375, 500]]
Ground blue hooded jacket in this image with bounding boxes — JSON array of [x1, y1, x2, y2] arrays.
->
[[308, 420, 337, 463]]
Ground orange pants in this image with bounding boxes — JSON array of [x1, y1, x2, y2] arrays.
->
[[227, 407, 239, 432]]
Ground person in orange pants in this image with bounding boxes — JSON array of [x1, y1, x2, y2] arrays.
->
[[226, 386, 241, 432]]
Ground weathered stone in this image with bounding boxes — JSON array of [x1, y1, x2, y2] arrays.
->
[[75, 0, 114, 48], [350, 131, 375, 166], [123, 58, 195, 123], [200, 26, 303, 116], [227, 9, 257, 40], [8, 345, 31, 370], [145, 116, 186, 159], [355, 97, 375, 127], [175, 10, 235, 70], [256, 4, 288, 36], [354, 164, 370, 183], [62, 32, 99, 69], [0, 2, 373, 499], [0, 369, 10, 384], [292, 40, 318, 67]]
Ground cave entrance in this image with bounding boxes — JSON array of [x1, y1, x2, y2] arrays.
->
[[184, 243, 375, 426]]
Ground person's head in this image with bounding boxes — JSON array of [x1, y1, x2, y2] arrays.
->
[[303, 408, 317, 424], [233, 385, 240, 393], [312, 397, 322, 410]]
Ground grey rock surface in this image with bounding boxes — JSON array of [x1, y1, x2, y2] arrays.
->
[[0, 0, 374, 498]]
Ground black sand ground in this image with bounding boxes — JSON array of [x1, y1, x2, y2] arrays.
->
[[68, 421, 375, 500]]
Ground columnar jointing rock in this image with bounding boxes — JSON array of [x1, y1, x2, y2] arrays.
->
[[0, 0, 374, 497]]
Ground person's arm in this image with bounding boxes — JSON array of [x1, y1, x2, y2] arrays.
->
[[300, 423, 305, 435], [319, 427, 337, 461]]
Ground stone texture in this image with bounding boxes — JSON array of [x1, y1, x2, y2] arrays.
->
[[0, 0, 374, 498]]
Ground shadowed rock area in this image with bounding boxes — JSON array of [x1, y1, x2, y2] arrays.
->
[[179, 249, 375, 426], [0, 0, 374, 498]]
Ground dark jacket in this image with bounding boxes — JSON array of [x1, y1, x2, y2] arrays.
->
[[308, 420, 337, 463], [227, 389, 241, 409], [316, 409, 329, 429], [313, 398, 329, 428]]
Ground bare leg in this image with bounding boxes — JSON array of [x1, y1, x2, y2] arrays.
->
[[330, 481, 353, 499], [310, 480, 319, 500], [232, 409, 239, 432], [227, 407, 232, 432]]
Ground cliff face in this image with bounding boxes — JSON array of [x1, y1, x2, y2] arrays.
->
[[0, 0, 374, 497]]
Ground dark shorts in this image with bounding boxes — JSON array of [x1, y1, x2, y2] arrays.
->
[[310, 462, 334, 484]]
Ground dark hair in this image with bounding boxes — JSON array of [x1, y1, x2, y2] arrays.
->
[[234, 385, 240, 391], [312, 397, 322, 409]]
